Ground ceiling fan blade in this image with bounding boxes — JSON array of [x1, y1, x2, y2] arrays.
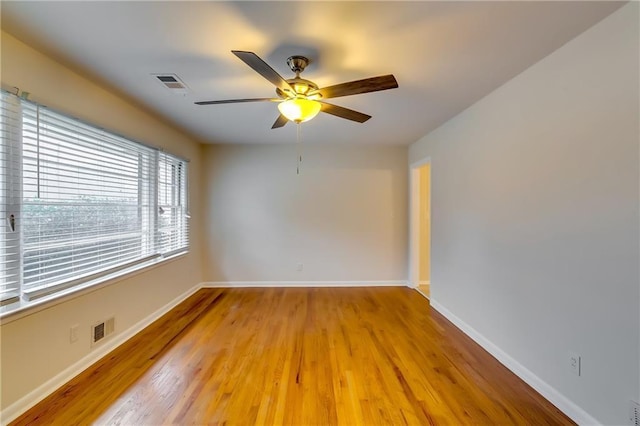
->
[[232, 50, 294, 94], [316, 75, 398, 99], [271, 114, 288, 129], [195, 98, 278, 105], [320, 102, 371, 123]]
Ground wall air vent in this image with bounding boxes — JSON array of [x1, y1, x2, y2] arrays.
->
[[152, 73, 189, 94], [91, 316, 115, 347]]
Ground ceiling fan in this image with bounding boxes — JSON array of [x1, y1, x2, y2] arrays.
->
[[195, 51, 399, 129]]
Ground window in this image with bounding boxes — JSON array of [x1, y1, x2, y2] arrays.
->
[[0, 92, 22, 304], [0, 92, 189, 304], [157, 152, 189, 255]]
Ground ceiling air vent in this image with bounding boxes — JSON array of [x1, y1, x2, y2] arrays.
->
[[152, 73, 189, 94]]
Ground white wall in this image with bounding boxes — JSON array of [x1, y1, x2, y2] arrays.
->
[[0, 32, 205, 414], [202, 143, 408, 284], [409, 4, 639, 425]]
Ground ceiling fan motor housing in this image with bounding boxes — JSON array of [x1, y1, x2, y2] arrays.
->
[[276, 78, 320, 98]]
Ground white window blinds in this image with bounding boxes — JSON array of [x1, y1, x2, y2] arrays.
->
[[0, 92, 22, 303], [157, 152, 189, 255], [0, 92, 190, 303]]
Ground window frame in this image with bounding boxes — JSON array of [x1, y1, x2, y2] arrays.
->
[[0, 91, 190, 310]]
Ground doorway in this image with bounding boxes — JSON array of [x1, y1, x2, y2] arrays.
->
[[409, 159, 431, 299]]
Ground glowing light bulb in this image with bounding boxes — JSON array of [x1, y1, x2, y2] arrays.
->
[[277, 98, 321, 123]]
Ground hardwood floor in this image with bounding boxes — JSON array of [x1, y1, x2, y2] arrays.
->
[[11, 287, 573, 425]]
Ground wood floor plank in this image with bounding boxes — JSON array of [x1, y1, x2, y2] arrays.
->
[[10, 287, 574, 425]]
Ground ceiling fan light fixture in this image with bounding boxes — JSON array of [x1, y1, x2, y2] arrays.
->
[[293, 82, 310, 94], [278, 98, 321, 123], [196, 51, 398, 129]]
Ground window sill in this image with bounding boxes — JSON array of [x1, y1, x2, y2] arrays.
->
[[0, 251, 188, 325]]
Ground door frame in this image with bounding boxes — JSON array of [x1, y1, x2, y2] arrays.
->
[[408, 156, 431, 289]]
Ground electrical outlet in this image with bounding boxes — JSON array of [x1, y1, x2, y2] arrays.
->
[[569, 352, 581, 376], [296, 263, 303, 272], [70, 324, 79, 343], [630, 400, 640, 426]]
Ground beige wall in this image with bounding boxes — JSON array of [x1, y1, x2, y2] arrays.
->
[[409, 4, 638, 424], [418, 164, 430, 283], [0, 32, 205, 412], [202, 143, 408, 283]]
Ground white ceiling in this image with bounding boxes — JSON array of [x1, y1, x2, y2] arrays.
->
[[1, 1, 624, 146]]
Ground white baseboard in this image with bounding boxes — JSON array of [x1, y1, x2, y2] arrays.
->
[[430, 300, 600, 426], [415, 287, 430, 301], [202, 280, 409, 288], [419, 280, 430, 286], [0, 283, 201, 426]]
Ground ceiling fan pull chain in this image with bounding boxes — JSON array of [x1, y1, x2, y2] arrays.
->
[[299, 122, 303, 164], [296, 123, 301, 175]]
